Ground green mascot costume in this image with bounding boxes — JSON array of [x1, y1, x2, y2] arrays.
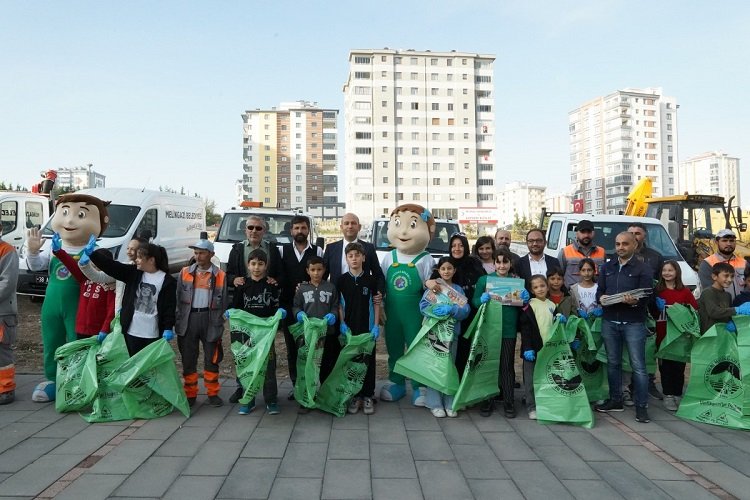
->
[[379, 204, 435, 404], [26, 194, 110, 402]]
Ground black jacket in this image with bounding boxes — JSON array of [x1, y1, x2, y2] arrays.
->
[[515, 254, 562, 291], [227, 240, 283, 284], [519, 303, 546, 356], [596, 256, 653, 323], [323, 239, 385, 294]]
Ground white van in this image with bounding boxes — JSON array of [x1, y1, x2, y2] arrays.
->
[[543, 213, 701, 295], [17, 188, 205, 296], [0, 192, 51, 252]]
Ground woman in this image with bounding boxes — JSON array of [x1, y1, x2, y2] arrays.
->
[[472, 236, 497, 274]]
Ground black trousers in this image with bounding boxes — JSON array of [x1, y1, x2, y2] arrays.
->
[[281, 305, 298, 383], [500, 337, 517, 405], [659, 359, 686, 396], [124, 333, 159, 357]]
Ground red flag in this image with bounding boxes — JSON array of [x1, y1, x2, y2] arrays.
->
[[572, 198, 584, 213]]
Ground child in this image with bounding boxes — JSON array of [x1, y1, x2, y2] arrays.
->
[[697, 262, 750, 333], [569, 258, 601, 319], [232, 249, 283, 415], [472, 247, 521, 418], [337, 242, 381, 415], [652, 260, 698, 411], [519, 274, 559, 420], [419, 256, 469, 418], [546, 267, 574, 317], [293, 256, 338, 412], [472, 236, 497, 274], [89, 242, 176, 356], [732, 268, 750, 307]]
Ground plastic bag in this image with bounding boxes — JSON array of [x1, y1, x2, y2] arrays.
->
[[451, 302, 502, 410], [734, 316, 750, 416], [568, 316, 608, 402], [534, 320, 594, 428], [290, 316, 327, 408], [677, 320, 750, 430], [316, 330, 375, 417], [83, 322, 131, 422], [394, 303, 459, 395], [656, 304, 700, 363], [54, 337, 99, 412], [228, 309, 283, 405]]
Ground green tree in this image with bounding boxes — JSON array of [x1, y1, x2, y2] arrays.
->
[[204, 198, 221, 226], [512, 213, 535, 240]]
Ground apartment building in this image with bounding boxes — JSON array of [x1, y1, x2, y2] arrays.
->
[[56, 165, 106, 190], [343, 49, 496, 223], [241, 101, 339, 211], [679, 152, 741, 207], [496, 181, 546, 227], [569, 87, 678, 214]]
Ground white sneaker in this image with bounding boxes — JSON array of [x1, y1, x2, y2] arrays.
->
[[663, 395, 678, 412], [348, 397, 362, 414], [412, 387, 427, 407], [623, 389, 635, 407], [363, 397, 375, 415], [528, 409, 537, 420], [446, 409, 458, 418], [431, 408, 447, 418]]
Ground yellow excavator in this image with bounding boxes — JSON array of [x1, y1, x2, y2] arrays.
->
[[624, 178, 749, 269]]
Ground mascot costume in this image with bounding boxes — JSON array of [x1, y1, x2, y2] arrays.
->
[[26, 194, 110, 402], [379, 204, 436, 404]]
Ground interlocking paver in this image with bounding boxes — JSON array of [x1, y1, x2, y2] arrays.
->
[[33, 413, 89, 438], [369, 416, 407, 444], [698, 445, 750, 476], [332, 411, 368, 429], [183, 440, 244, 476], [242, 425, 292, 458], [560, 478, 625, 499], [269, 477, 323, 500], [468, 478, 524, 499], [534, 444, 599, 480], [651, 479, 721, 500], [0, 437, 65, 473], [502, 460, 574, 500], [415, 460, 472, 500], [439, 417, 485, 445], [556, 431, 620, 461], [484, 431, 537, 461], [610, 445, 689, 480], [0, 453, 86, 497], [47, 424, 125, 455], [328, 428, 369, 459], [129, 412, 186, 440], [322, 459, 371, 499], [588, 461, 672, 500], [656, 420, 726, 446], [688, 461, 750, 499], [277, 442, 328, 478], [162, 475, 224, 500], [401, 408, 441, 431], [154, 425, 213, 456], [113, 456, 190, 497], [54, 473, 128, 500], [372, 477, 424, 500], [451, 443, 508, 479], [211, 413, 261, 441], [0, 421, 50, 454], [408, 430, 454, 461], [290, 414, 332, 443], [511, 419, 566, 447], [88, 439, 162, 474], [639, 431, 719, 462], [218, 457, 280, 499], [370, 443, 417, 479]]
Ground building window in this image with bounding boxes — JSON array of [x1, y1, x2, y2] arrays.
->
[[431, 103, 439, 111], [411, 102, 419, 110], [354, 56, 371, 64]]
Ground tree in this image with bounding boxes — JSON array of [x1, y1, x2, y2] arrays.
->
[[512, 213, 536, 240], [204, 198, 221, 226]]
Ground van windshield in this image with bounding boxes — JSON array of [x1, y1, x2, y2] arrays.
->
[[371, 220, 460, 254], [565, 221, 681, 260], [42, 204, 141, 238], [216, 213, 296, 245]]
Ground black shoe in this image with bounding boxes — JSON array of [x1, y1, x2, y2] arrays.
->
[[207, 395, 224, 407], [287, 389, 295, 401], [504, 403, 516, 419], [229, 387, 244, 404], [648, 383, 664, 400], [0, 390, 15, 405], [187, 397, 196, 407], [595, 399, 624, 413], [635, 406, 651, 423], [479, 399, 494, 417], [493, 393, 503, 403]]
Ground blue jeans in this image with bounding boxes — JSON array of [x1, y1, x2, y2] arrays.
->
[[601, 320, 649, 408]]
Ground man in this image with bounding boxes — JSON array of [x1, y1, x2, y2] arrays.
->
[[698, 229, 748, 301], [595, 232, 653, 423], [0, 225, 19, 404], [559, 219, 606, 289], [515, 228, 561, 291], [175, 237, 227, 407], [227, 215, 283, 287], [628, 222, 664, 281], [494, 229, 520, 265], [279, 215, 324, 394]]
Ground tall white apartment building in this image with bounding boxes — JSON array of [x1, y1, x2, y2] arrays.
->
[[56, 165, 106, 190], [241, 101, 338, 211], [569, 87, 678, 214], [679, 152, 741, 207], [343, 49, 496, 223], [544, 191, 572, 213], [497, 182, 546, 227]]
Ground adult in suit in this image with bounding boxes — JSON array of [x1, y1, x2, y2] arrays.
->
[[515, 228, 561, 291]]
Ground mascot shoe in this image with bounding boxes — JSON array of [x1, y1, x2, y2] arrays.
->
[[380, 382, 406, 402], [411, 387, 426, 407], [32, 381, 56, 402]]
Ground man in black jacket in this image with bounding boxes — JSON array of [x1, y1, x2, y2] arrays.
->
[[515, 228, 561, 291], [323, 213, 384, 292], [226, 216, 283, 288]]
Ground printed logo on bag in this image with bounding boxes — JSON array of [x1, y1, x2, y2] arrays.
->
[[545, 350, 584, 396], [467, 337, 488, 372], [704, 357, 742, 398], [578, 359, 602, 375], [151, 400, 173, 415], [426, 331, 451, 357], [390, 270, 412, 291]]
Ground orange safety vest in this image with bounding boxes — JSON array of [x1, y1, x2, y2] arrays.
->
[[562, 243, 607, 288], [703, 253, 746, 297]]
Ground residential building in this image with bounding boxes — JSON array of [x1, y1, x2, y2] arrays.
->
[[56, 165, 106, 190], [343, 49, 496, 223], [679, 152, 741, 207], [569, 87, 678, 214], [241, 101, 339, 212], [497, 181, 546, 227], [545, 191, 572, 213]]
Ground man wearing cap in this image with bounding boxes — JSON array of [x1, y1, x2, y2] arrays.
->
[[698, 229, 748, 301], [175, 236, 227, 407], [559, 219, 607, 289]]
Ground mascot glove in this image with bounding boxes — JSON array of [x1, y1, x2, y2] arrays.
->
[[340, 322, 348, 335], [736, 303, 750, 316], [162, 329, 175, 342], [97, 332, 107, 343], [278, 308, 287, 320], [433, 304, 452, 316], [726, 320, 737, 333], [520, 289, 530, 305], [480, 292, 491, 304], [371, 325, 380, 340], [556, 313, 567, 324], [223, 309, 231, 320], [79, 252, 91, 266], [523, 350, 536, 362], [51, 232, 63, 252], [296, 311, 308, 323], [577, 308, 589, 319], [655, 297, 667, 312], [570, 339, 581, 351], [591, 307, 603, 317], [83, 234, 97, 256], [324, 313, 336, 326]]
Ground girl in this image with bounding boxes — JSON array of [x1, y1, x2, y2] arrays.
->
[[419, 257, 470, 418], [569, 258, 601, 318], [518, 274, 559, 420], [546, 267, 574, 317], [472, 236, 497, 274], [653, 260, 698, 411], [89, 243, 176, 356], [472, 248, 521, 418]]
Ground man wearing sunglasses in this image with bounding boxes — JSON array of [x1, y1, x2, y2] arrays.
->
[[226, 215, 283, 289]]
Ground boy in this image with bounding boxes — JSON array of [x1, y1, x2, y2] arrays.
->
[[698, 262, 750, 333], [232, 249, 282, 415], [337, 242, 380, 415]]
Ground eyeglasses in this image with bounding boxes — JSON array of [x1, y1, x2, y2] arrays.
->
[[246, 225, 264, 231], [526, 238, 544, 244]]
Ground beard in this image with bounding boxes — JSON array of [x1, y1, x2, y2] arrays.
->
[[294, 233, 308, 244], [578, 237, 592, 246]]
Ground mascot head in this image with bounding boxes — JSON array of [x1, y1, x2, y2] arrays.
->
[[51, 194, 110, 247], [387, 204, 435, 255]]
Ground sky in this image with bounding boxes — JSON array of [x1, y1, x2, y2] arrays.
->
[[2, 1, 749, 212]]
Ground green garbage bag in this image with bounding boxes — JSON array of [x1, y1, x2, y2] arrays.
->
[[595, 326, 657, 374], [228, 309, 283, 405], [290, 316, 327, 408], [534, 319, 594, 428], [568, 317, 609, 402], [54, 337, 99, 412], [83, 322, 131, 422], [734, 316, 750, 416], [316, 330, 375, 417], [394, 303, 459, 395], [676, 321, 750, 430], [657, 304, 700, 363], [452, 302, 502, 410]]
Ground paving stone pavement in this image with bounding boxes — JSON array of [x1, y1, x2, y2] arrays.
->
[[1, 374, 748, 499]]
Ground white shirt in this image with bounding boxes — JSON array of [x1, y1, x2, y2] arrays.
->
[[340, 238, 358, 276], [129, 270, 166, 338], [528, 254, 548, 277], [577, 284, 599, 310], [279, 241, 324, 261]]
